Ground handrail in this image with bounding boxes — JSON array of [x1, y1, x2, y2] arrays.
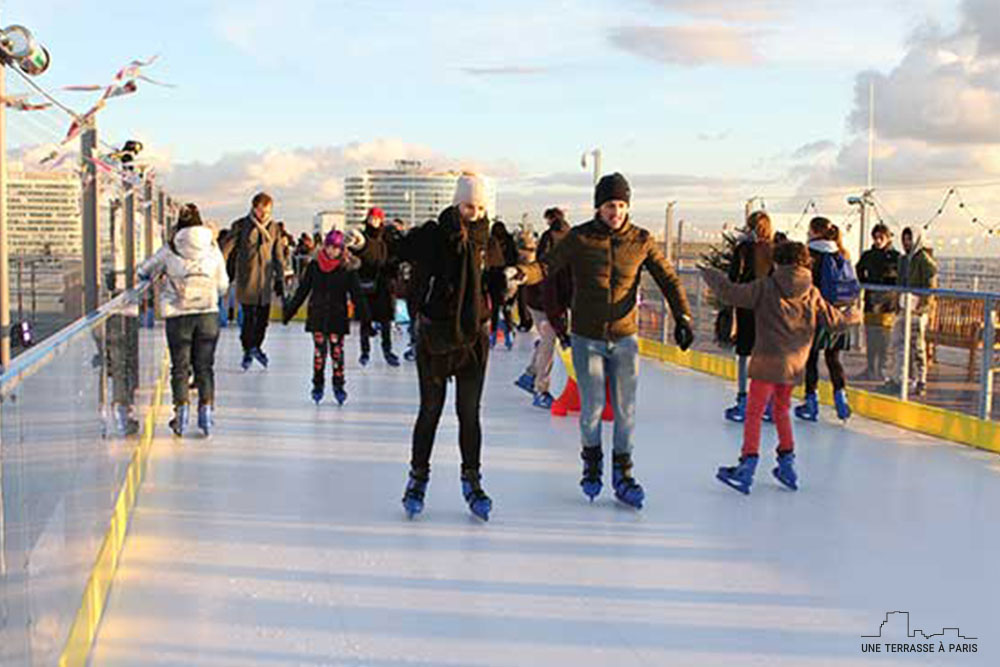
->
[[0, 281, 152, 398]]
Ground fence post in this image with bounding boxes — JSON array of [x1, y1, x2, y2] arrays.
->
[[901, 292, 912, 401], [979, 296, 995, 420]]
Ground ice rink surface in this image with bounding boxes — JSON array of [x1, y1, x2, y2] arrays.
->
[[91, 325, 999, 666]]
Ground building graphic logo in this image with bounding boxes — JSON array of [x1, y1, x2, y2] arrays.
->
[[861, 611, 979, 656]]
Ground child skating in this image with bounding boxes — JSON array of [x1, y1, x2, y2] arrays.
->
[[699, 241, 859, 495], [283, 230, 368, 405]]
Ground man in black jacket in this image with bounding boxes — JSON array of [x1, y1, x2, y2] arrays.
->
[[354, 207, 400, 367], [391, 175, 494, 522], [855, 224, 900, 382]]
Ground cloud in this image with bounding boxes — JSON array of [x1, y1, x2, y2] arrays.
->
[[160, 139, 517, 233], [698, 130, 732, 142], [792, 140, 837, 159], [645, 0, 787, 23], [461, 66, 547, 77], [609, 25, 762, 66]]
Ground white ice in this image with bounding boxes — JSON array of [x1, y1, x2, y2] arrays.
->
[[91, 325, 999, 666]]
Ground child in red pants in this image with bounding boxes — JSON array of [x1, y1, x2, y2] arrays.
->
[[700, 241, 859, 494]]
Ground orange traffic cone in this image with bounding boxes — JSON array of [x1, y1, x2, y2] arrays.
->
[[551, 376, 614, 421]]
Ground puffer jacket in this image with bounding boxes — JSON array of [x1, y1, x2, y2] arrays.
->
[[700, 264, 859, 385], [138, 226, 229, 318], [520, 217, 691, 341]]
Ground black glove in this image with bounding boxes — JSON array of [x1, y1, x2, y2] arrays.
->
[[557, 333, 571, 350], [674, 317, 694, 351]]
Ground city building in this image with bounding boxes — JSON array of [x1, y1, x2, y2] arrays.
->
[[6, 168, 83, 257], [313, 210, 345, 236], [344, 160, 497, 229]]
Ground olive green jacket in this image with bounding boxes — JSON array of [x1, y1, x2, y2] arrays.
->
[[520, 218, 691, 341]]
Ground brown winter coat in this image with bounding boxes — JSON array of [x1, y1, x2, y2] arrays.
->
[[222, 214, 287, 306], [520, 218, 691, 341], [700, 264, 860, 384]]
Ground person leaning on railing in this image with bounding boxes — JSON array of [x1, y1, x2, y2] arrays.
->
[[884, 226, 938, 397], [137, 203, 229, 438], [855, 223, 900, 383]]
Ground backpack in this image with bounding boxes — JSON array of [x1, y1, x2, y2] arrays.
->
[[819, 253, 860, 306], [168, 246, 216, 311]]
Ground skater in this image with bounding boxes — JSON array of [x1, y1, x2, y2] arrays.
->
[[515, 207, 572, 409], [795, 218, 859, 422], [485, 220, 518, 349], [700, 241, 859, 494], [354, 207, 401, 367], [884, 226, 937, 397], [855, 223, 900, 382], [394, 175, 495, 521], [138, 203, 229, 437], [221, 192, 288, 371], [724, 211, 775, 423], [282, 230, 368, 406], [511, 173, 695, 509]]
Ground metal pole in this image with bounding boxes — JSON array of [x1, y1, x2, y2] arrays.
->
[[664, 202, 675, 263], [901, 292, 912, 401], [676, 219, 685, 269], [157, 189, 166, 247], [0, 55, 11, 367], [979, 296, 995, 420], [143, 179, 153, 261], [124, 185, 135, 290], [858, 194, 869, 264], [82, 125, 101, 313], [592, 149, 602, 186]]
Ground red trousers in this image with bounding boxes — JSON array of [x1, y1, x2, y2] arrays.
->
[[742, 380, 795, 458]]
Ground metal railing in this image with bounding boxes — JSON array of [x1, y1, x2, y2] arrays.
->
[[1, 281, 161, 665], [639, 269, 1000, 422]]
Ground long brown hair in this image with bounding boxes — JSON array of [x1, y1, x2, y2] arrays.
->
[[826, 224, 850, 260]]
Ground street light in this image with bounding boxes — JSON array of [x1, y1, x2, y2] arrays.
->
[[581, 148, 602, 186], [0, 24, 50, 75], [1, 20, 50, 370]]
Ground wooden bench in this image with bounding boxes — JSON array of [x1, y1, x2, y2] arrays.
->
[[927, 298, 1000, 380]]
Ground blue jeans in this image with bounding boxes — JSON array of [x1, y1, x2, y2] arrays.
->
[[571, 334, 639, 455]]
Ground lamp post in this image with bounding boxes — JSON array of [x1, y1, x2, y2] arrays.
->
[[581, 148, 602, 186], [0, 21, 51, 369]]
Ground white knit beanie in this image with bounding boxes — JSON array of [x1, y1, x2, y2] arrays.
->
[[453, 174, 488, 209]]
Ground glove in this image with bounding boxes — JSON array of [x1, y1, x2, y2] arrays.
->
[[674, 316, 694, 351], [558, 333, 572, 350]]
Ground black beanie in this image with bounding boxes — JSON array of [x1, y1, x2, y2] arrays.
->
[[594, 172, 631, 209]]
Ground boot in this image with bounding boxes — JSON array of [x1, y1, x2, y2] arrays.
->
[[197, 404, 214, 437], [461, 468, 492, 521], [724, 393, 747, 423], [169, 404, 190, 437], [716, 454, 758, 495], [580, 447, 603, 501], [794, 392, 819, 422], [612, 452, 644, 509], [772, 451, 798, 491], [514, 371, 536, 394], [402, 468, 429, 519], [834, 389, 851, 420]]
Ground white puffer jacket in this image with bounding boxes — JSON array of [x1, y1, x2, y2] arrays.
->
[[138, 226, 229, 318]]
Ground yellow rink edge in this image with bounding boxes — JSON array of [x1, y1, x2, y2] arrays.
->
[[58, 353, 170, 667]]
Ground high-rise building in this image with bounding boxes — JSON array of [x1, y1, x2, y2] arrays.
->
[[6, 169, 83, 257], [344, 160, 497, 229]]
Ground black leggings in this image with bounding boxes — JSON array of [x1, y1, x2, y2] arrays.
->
[[410, 340, 488, 475], [805, 347, 846, 394], [485, 269, 513, 334]]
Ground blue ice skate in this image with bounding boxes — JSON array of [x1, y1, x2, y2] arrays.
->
[[724, 393, 747, 423], [461, 470, 492, 521], [794, 392, 819, 422], [612, 452, 644, 509], [402, 470, 429, 519], [772, 451, 798, 491], [834, 389, 852, 421], [580, 447, 603, 501], [514, 372, 536, 394], [716, 454, 758, 495]]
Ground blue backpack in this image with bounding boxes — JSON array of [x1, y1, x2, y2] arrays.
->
[[819, 253, 860, 306]]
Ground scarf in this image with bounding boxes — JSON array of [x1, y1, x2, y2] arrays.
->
[[317, 250, 342, 273]]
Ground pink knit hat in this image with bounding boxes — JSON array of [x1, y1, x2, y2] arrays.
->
[[324, 229, 345, 248]]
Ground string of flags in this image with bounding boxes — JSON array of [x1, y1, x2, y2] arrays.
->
[[1, 93, 53, 111]]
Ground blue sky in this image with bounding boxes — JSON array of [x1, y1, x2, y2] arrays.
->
[[6, 0, 1000, 251]]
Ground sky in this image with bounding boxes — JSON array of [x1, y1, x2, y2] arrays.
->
[[4, 0, 1000, 255]]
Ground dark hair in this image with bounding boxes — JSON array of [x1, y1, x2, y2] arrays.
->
[[871, 223, 891, 238], [251, 192, 273, 209], [773, 241, 811, 268], [176, 203, 203, 230], [902, 226, 914, 238], [773, 231, 789, 244], [543, 207, 566, 222], [809, 216, 832, 236], [826, 223, 850, 259]]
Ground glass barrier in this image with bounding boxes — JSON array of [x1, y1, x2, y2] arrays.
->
[[639, 269, 1000, 421], [0, 284, 161, 665]]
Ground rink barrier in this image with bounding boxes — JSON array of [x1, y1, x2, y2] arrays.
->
[[553, 347, 616, 420], [58, 352, 171, 667], [637, 337, 1000, 454]]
